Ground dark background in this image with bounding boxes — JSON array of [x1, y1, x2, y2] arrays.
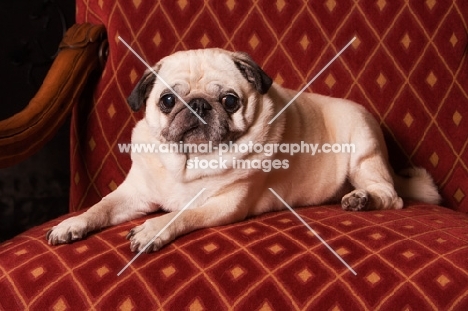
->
[[0, 0, 75, 242]]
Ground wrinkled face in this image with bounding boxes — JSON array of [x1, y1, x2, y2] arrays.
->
[[127, 49, 272, 145]]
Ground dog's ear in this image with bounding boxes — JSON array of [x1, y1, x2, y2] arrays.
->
[[232, 52, 273, 95], [127, 66, 159, 111]]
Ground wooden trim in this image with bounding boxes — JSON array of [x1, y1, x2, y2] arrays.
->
[[0, 23, 107, 168]]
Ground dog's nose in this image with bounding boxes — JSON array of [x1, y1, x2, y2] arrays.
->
[[188, 98, 212, 117]]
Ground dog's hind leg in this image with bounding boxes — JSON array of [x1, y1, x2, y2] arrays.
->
[[342, 153, 403, 211]]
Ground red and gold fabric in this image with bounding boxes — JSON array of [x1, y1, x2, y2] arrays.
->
[[1, 1, 467, 309]]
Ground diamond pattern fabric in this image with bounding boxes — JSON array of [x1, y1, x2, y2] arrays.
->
[[1, 0, 468, 310], [2, 205, 468, 309], [71, 0, 468, 212]]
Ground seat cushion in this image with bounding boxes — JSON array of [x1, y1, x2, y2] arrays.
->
[[2, 203, 468, 310]]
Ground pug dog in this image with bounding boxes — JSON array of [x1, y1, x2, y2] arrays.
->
[[46, 48, 441, 252]]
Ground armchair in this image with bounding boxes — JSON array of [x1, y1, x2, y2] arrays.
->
[[1, 1, 468, 309]]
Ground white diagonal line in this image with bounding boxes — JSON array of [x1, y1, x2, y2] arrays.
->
[[117, 188, 207, 276], [118, 36, 207, 124], [268, 37, 356, 124], [268, 188, 357, 276]]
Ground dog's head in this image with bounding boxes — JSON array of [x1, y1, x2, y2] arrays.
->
[[127, 49, 272, 145]]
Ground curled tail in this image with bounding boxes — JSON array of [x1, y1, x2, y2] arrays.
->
[[393, 167, 442, 205]]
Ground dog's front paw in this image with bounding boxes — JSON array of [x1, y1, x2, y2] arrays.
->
[[341, 190, 369, 211], [126, 217, 174, 253], [46, 216, 90, 245]]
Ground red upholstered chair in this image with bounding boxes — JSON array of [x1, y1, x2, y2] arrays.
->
[[1, 1, 468, 309]]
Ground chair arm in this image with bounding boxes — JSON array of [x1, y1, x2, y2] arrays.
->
[[0, 23, 108, 168]]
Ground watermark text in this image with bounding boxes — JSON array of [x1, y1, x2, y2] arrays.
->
[[118, 141, 356, 157]]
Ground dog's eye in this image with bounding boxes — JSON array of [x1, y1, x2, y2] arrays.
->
[[160, 94, 176, 112], [221, 94, 240, 113]]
